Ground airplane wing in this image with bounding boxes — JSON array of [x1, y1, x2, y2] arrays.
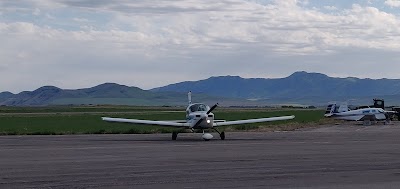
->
[[159, 120, 228, 123], [164, 120, 187, 123], [102, 117, 190, 128], [214, 120, 226, 123], [213, 115, 295, 127], [358, 114, 388, 121]]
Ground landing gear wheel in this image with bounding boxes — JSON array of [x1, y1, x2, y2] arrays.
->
[[363, 120, 371, 126], [213, 128, 225, 140], [172, 132, 178, 140], [220, 132, 225, 140]]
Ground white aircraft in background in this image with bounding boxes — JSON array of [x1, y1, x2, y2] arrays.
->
[[324, 103, 394, 125], [102, 92, 295, 141]]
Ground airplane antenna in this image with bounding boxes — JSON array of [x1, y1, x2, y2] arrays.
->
[[188, 91, 192, 105]]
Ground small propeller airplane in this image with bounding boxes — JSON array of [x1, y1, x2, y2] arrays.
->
[[102, 92, 295, 141], [324, 102, 395, 125]]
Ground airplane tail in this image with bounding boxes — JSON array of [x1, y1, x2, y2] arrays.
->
[[324, 102, 350, 117], [188, 91, 192, 105], [338, 102, 349, 113], [324, 104, 336, 117]]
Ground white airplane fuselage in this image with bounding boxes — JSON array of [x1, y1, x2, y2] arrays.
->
[[186, 103, 214, 129], [326, 107, 387, 121]]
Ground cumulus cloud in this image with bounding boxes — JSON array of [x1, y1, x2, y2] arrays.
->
[[324, 6, 337, 11], [1, 0, 400, 92], [72, 17, 89, 22], [385, 0, 400, 7]]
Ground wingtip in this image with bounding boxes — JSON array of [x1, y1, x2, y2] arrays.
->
[[286, 115, 295, 119]]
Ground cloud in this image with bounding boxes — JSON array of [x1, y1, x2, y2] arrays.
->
[[32, 8, 41, 16], [72, 17, 89, 22], [3, 2, 400, 52], [1, 0, 400, 92], [323, 6, 337, 11], [385, 0, 400, 7]]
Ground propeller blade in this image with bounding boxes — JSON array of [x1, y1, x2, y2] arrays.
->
[[207, 103, 219, 114], [193, 118, 204, 128]]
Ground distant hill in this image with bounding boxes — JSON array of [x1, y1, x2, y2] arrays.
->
[[0, 83, 250, 106], [0, 91, 14, 102], [3, 71, 400, 106], [151, 71, 400, 105]]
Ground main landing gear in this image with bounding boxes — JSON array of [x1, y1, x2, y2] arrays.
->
[[172, 132, 178, 140], [213, 128, 225, 140]]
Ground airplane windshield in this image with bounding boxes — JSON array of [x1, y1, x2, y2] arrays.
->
[[190, 104, 208, 112]]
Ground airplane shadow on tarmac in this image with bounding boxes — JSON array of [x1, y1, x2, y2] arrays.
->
[[90, 135, 283, 142]]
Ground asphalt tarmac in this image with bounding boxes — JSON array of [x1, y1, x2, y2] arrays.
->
[[1, 124, 400, 188]]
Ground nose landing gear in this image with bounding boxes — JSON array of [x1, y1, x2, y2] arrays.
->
[[172, 129, 225, 141]]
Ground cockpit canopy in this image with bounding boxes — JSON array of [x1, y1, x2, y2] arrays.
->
[[188, 103, 210, 113]]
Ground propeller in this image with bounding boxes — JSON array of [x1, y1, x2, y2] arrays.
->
[[193, 103, 218, 128], [193, 118, 204, 128], [207, 103, 218, 114]]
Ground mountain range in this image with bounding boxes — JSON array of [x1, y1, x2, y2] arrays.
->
[[2, 71, 400, 106], [0, 83, 244, 107]]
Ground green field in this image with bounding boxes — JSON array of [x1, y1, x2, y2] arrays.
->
[[0, 106, 326, 135]]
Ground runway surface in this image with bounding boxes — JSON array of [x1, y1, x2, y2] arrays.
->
[[1, 124, 400, 188]]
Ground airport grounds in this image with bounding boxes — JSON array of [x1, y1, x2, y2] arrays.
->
[[2, 105, 400, 188], [0, 105, 325, 135]]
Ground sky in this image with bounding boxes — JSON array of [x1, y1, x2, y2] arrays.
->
[[1, 0, 400, 93]]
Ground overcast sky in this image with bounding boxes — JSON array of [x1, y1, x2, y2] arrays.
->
[[1, 0, 400, 93]]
